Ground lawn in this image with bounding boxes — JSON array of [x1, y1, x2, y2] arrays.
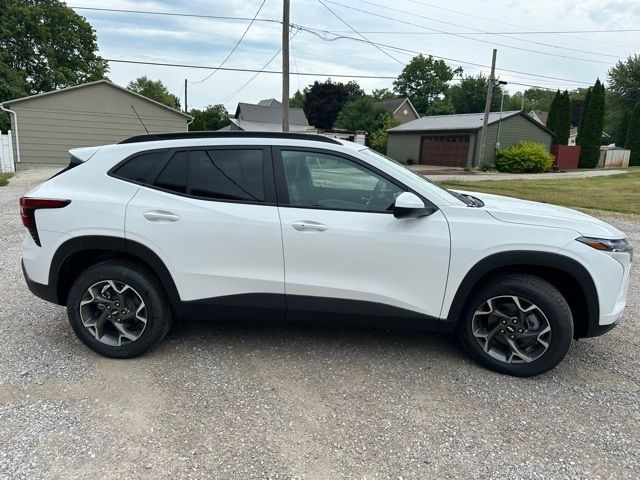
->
[[438, 168, 640, 215], [0, 173, 13, 187]]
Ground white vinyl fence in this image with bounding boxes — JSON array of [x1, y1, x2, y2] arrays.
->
[[0, 131, 15, 173]]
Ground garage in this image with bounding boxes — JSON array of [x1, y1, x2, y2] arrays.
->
[[386, 111, 554, 167], [420, 133, 471, 167]]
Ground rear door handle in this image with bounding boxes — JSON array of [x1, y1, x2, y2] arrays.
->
[[291, 221, 328, 232], [143, 210, 180, 223]]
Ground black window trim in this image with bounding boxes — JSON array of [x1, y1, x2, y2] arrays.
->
[[272, 146, 436, 214], [108, 145, 277, 206]]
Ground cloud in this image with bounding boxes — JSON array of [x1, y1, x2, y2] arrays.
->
[[71, 0, 639, 112]]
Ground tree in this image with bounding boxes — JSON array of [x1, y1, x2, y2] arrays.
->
[[344, 81, 365, 103], [519, 88, 557, 112], [556, 91, 572, 145], [393, 55, 462, 115], [545, 90, 561, 137], [448, 74, 502, 114], [625, 104, 640, 166], [369, 112, 400, 154], [127, 76, 180, 110], [546, 90, 571, 145], [334, 97, 387, 132], [607, 55, 640, 140], [371, 88, 397, 101], [425, 98, 455, 115], [577, 79, 606, 168], [608, 54, 640, 101], [0, 57, 26, 131], [289, 89, 307, 108], [302, 79, 351, 129], [613, 108, 631, 147], [0, 0, 108, 94], [188, 105, 230, 131]]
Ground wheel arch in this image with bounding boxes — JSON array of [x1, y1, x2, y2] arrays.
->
[[50, 235, 180, 307], [446, 251, 599, 339]]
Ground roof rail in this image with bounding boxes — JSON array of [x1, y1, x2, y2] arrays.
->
[[118, 131, 342, 145]]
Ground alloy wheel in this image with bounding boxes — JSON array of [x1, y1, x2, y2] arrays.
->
[[79, 280, 147, 347], [471, 295, 552, 364]]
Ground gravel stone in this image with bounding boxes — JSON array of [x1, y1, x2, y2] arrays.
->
[[0, 170, 638, 479]]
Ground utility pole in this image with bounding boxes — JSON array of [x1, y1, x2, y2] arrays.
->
[[476, 48, 497, 169], [281, 0, 290, 132], [184, 79, 188, 114]]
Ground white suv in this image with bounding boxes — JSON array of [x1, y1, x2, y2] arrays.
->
[[21, 132, 632, 376]]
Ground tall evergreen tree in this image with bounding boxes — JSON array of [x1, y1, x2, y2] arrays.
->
[[614, 108, 631, 148], [577, 79, 606, 168], [545, 90, 561, 137], [626, 104, 640, 166], [555, 91, 572, 145]]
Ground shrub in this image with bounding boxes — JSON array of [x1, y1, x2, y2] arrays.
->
[[495, 141, 554, 173]]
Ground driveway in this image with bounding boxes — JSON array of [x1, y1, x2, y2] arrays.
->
[[1, 171, 638, 479]]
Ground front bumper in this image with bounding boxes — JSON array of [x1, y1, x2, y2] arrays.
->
[[22, 259, 59, 304]]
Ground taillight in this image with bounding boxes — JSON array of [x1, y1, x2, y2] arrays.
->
[[19, 197, 70, 246]]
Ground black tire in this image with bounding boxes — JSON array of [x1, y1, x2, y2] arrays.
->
[[67, 259, 172, 358], [457, 274, 573, 377]]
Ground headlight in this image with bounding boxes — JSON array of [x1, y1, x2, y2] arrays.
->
[[577, 236, 633, 261]]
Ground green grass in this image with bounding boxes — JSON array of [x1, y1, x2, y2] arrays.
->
[[438, 168, 640, 215], [0, 173, 13, 187]]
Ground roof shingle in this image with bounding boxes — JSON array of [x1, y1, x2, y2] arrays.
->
[[388, 111, 522, 132]]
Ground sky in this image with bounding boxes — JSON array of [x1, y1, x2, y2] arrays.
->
[[70, 0, 640, 113]]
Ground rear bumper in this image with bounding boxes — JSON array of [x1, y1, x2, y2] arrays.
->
[[22, 259, 59, 304]]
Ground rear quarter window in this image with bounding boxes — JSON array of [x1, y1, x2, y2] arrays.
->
[[112, 150, 168, 184]]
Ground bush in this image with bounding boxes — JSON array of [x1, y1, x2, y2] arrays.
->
[[495, 141, 554, 173]]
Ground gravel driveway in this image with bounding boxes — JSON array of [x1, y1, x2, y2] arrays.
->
[[1, 171, 638, 480]]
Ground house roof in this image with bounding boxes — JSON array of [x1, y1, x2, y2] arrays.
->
[[1, 80, 191, 119], [387, 110, 554, 135], [229, 118, 313, 132], [257, 98, 281, 107], [529, 110, 548, 125], [235, 102, 309, 126], [374, 98, 419, 117]]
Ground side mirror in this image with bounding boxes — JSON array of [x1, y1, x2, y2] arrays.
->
[[393, 192, 436, 219]]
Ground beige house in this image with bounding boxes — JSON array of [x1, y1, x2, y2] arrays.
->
[[374, 98, 419, 125], [1, 80, 190, 169]]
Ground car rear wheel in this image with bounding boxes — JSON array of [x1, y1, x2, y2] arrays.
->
[[67, 260, 172, 358], [457, 274, 573, 377]]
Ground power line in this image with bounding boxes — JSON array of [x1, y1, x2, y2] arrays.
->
[[70, 6, 280, 24], [70, 6, 640, 38], [290, 28, 303, 91], [402, 0, 639, 50], [218, 29, 301, 105], [295, 26, 593, 86], [317, 0, 404, 65], [76, 4, 600, 88], [324, 29, 640, 35], [326, 0, 613, 64], [104, 56, 397, 79], [189, 0, 266, 84], [353, 0, 621, 60]]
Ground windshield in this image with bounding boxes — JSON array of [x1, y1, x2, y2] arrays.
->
[[358, 148, 472, 205]]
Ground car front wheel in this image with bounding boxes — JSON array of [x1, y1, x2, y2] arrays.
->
[[457, 274, 573, 377], [67, 260, 172, 358]]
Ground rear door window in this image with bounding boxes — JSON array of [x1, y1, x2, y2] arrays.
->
[[154, 152, 187, 194], [189, 149, 265, 202]]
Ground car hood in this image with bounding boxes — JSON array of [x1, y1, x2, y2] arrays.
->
[[454, 190, 625, 239]]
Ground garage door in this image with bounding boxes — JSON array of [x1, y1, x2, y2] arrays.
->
[[420, 134, 470, 167]]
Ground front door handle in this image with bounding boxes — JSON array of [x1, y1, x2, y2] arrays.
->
[[143, 210, 180, 223], [291, 220, 328, 232]]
